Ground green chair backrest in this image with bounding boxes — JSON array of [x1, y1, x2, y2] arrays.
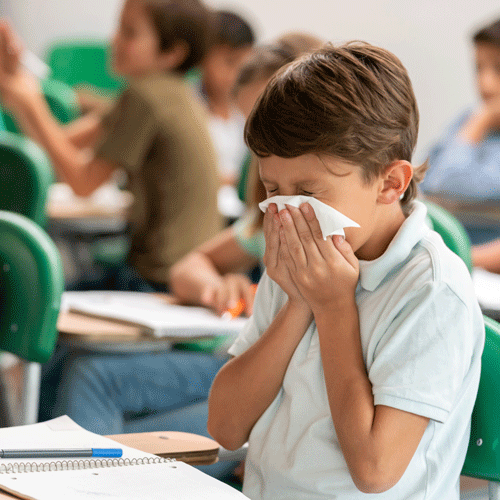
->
[[462, 315, 500, 481], [1, 79, 80, 134], [423, 199, 473, 272], [0, 211, 64, 363], [46, 41, 124, 92], [0, 131, 54, 227]]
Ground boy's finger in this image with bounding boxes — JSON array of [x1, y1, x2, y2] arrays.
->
[[264, 212, 281, 268], [285, 204, 323, 264], [279, 208, 308, 268], [332, 235, 358, 270], [298, 202, 334, 261]]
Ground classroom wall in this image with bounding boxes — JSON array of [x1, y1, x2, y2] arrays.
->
[[2, 0, 500, 162]]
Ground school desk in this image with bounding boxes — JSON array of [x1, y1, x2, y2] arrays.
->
[[424, 194, 500, 229]]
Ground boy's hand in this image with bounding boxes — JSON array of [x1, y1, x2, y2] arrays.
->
[[200, 273, 255, 316], [263, 204, 309, 307], [278, 203, 359, 312], [0, 19, 41, 111]]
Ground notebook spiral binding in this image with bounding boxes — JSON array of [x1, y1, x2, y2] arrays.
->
[[0, 456, 176, 474]]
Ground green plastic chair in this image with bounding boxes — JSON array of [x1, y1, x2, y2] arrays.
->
[[0, 131, 54, 227], [1, 78, 80, 134], [0, 210, 64, 425], [423, 199, 473, 272], [462, 315, 500, 499], [46, 41, 124, 92]]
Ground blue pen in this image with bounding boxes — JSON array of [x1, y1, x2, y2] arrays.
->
[[0, 448, 123, 459]]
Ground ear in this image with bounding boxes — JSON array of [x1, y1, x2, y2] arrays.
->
[[377, 160, 413, 205], [158, 40, 189, 71]]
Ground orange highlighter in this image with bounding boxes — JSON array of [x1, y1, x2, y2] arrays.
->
[[221, 284, 258, 320]]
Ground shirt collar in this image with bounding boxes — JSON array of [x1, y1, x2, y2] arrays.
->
[[358, 200, 430, 292]]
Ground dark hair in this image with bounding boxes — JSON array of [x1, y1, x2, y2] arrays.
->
[[142, 0, 214, 73], [245, 41, 426, 208], [214, 10, 255, 48], [473, 18, 500, 46]]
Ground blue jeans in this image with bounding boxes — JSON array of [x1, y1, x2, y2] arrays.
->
[[40, 347, 234, 478]]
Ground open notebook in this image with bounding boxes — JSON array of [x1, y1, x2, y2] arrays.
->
[[62, 291, 248, 340], [0, 416, 247, 500]]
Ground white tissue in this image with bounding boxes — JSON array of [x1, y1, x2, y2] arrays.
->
[[259, 195, 360, 240]]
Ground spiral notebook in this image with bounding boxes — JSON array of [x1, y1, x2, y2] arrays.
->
[[0, 416, 248, 500]]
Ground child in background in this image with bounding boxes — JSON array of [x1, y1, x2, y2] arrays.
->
[[421, 17, 500, 245], [171, 32, 324, 315], [0, 0, 222, 292], [200, 9, 255, 186], [208, 42, 484, 499]]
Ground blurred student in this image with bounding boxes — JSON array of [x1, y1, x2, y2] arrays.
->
[[0, 0, 222, 292], [41, 34, 323, 483], [200, 9, 255, 186], [421, 18, 500, 244], [171, 32, 325, 315], [208, 42, 484, 499]]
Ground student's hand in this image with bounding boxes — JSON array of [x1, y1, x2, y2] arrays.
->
[[200, 273, 255, 316], [0, 19, 41, 112], [278, 203, 359, 312], [263, 204, 309, 307]]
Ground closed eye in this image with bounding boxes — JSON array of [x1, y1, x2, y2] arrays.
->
[[301, 190, 314, 196]]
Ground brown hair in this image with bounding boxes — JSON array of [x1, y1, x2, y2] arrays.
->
[[141, 0, 214, 73], [234, 33, 324, 233], [235, 32, 324, 92], [245, 41, 426, 210], [473, 18, 500, 46]]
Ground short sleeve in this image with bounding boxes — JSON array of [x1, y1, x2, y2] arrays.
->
[[228, 271, 276, 357], [232, 209, 265, 261], [95, 88, 159, 172], [369, 281, 475, 423]]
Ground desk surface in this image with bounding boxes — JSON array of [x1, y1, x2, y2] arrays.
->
[[57, 294, 179, 352]]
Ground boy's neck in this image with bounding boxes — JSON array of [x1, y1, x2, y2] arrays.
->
[[355, 204, 408, 261]]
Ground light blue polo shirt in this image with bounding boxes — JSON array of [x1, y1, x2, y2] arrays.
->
[[228, 200, 484, 500]]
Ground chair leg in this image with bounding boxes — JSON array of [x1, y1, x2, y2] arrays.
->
[[0, 371, 13, 428], [489, 481, 500, 500], [20, 362, 41, 426]]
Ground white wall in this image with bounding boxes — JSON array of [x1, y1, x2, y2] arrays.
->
[[3, 0, 500, 161]]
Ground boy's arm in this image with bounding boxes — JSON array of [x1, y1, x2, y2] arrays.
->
[[314, 304, 429, 494], [208, 205, 314, 449], [279, 204, 431, 493], [207, 297, 313, 451]]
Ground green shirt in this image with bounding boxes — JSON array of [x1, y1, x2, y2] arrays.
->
[[96, 72, 223, 285]]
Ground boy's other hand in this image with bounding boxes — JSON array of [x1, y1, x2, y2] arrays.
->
[[0, 19, 40, 111], [200, 273, 255, 316], [263, 204, 309, 307], [278, 203, 359, 312]]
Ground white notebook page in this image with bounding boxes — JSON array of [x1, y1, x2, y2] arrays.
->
[[62, 291, 248, 339]]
